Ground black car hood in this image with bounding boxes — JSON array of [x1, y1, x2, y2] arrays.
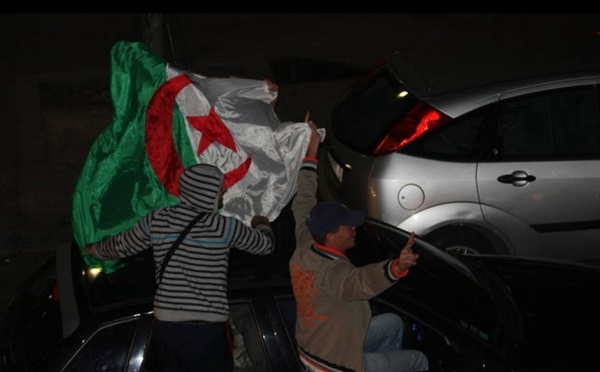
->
[[462, 255, 600, 370]]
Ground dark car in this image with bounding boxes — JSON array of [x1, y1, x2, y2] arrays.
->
[[2, 214, 600, 371]]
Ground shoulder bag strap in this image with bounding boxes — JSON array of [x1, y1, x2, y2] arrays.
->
[[158, 212, 205, 283]]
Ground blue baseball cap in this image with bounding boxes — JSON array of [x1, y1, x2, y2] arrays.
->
[[306, 201, 366, 236]]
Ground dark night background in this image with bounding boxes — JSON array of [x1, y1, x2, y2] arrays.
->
[[1, 13, 599, 322]]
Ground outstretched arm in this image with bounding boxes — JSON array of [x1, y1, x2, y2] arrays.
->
[[292, 114, 321, 249]]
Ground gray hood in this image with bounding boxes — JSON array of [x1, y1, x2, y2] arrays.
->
[[178, 164, 224, 213]]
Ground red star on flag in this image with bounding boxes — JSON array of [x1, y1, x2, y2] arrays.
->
[[188, 108, 237, 155]]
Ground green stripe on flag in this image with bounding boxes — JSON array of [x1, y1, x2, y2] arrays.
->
[[72, 41, 196, 273]]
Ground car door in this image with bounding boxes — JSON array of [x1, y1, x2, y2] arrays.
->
[[477, 86, 600, 263]]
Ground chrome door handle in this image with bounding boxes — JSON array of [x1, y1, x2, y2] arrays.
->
[[497, 170, 536, 186]]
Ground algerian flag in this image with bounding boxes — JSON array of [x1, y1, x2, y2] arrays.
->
[[72, 41, 313, 272]]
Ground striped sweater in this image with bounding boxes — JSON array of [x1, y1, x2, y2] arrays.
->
[[89, 164, 275, 322]]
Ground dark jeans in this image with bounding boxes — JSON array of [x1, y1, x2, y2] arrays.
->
[[142, 319, 233, 372]]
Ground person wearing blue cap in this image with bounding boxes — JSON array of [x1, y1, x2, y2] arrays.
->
[[289, 118, 429, 372]]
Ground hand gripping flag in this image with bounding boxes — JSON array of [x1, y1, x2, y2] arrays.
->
[[72, 41, 315, 272]]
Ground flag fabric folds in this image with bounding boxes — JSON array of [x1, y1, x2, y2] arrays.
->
[[72, 41, 313, 272]]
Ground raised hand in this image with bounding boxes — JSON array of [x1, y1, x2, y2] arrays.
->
[[304, 112, 320, 158], [395, 232, 420, 273]]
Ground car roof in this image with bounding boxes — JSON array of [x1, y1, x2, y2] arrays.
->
[[388, 27, 600, 98]]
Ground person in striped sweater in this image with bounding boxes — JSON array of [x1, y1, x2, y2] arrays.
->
[[85, 163, 275, 372]]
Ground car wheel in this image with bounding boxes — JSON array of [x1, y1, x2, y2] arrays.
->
[[423, 226, 498, 256]]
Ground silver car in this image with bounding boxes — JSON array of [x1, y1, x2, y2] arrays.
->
[[318, 29, 600, 264]]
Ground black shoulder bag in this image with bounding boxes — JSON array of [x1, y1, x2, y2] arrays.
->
[[157, 213, 204, 283]]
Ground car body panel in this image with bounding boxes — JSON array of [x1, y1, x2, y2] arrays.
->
[[477, 159, 600, 259], [370, 154, 479, 226]]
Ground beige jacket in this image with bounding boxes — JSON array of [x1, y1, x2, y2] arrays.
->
[[290, 160, 404, 372]]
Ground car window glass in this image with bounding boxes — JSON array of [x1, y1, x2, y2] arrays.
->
[[229, 302, 269, 372], [332, 67, 419, 153], [65, 318, 137, 371], [499, 93, 553, 159], [275, 295, 297, 345], [400, 110, 486, 161], [550, 86, 600, 156], [499, 86, 600, 160]]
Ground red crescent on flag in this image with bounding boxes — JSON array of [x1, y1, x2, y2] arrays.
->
[[145, 74, 252, 196]]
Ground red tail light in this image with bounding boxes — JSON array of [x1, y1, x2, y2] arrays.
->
[[373, 102, 452, 155]]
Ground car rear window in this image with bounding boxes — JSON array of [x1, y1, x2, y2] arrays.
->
[[331, 65, 419, 154], [65, 318, 137, 371]]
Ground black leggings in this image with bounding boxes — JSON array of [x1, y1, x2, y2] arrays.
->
[[142, 319, 233, 372]]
